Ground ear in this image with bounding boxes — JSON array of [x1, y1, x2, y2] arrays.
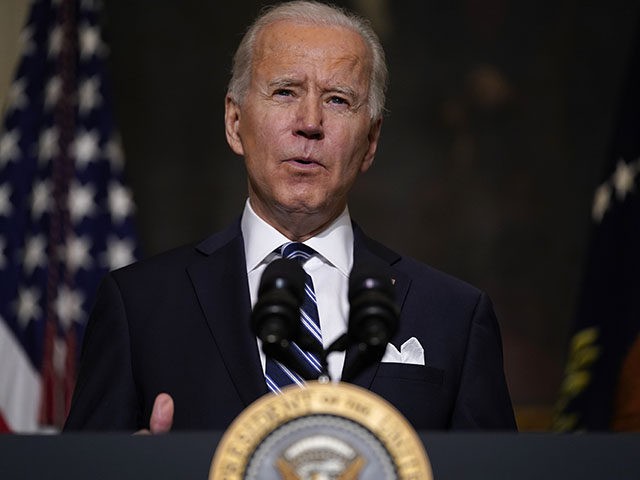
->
[[360, 117, 382, 173], [225, 95, 244, 156]]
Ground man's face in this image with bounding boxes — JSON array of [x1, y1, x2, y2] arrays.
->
[[225, 20, 382, 235]]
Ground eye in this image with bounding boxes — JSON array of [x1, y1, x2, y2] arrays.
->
[[328, 95, 348, 105], [274, 88, 294, 97]]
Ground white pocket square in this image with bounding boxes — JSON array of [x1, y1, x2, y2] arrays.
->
[[381, 337, 425, 365]]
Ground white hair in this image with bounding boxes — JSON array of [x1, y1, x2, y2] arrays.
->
[[227, 0, 388, 119]]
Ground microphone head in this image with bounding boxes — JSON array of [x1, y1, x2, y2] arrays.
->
[[258, 258, 305, 303], [252, 258, 305, 348], [348, 262, 395, 302], [348, 262, 399, 348]]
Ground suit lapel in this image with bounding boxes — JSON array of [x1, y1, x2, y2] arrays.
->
[[185, 221, 412, 400], [346, 224, 411, 390], [187, 223, 268, 406]]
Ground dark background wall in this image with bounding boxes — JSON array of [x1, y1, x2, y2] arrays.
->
[[102, 0, 640, 427]]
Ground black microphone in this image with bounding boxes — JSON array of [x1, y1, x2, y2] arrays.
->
[[251, 258, 305, 346], [251, 258, 318, 380], [341, 262, 399, 382]]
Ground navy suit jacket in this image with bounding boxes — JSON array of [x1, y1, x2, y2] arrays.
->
[[64, 220, 516, 431]]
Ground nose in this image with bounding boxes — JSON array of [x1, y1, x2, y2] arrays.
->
[[294, 97, 324, 140]]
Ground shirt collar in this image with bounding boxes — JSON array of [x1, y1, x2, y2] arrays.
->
[[240, 199, 354, 276]]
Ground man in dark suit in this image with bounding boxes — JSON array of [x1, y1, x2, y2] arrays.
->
[[65, 0, 516, 432]]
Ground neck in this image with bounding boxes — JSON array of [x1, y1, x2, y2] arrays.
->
[[249, 199, 344, 242]]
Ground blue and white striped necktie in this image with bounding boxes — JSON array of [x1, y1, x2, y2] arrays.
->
[[264, 242, 323, 393]]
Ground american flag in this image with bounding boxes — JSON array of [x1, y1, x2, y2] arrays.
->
[[554, 22, 640, 431], [0, 0, 139, 432]]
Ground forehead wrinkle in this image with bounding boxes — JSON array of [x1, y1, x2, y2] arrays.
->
[[255, 21, 370, 67], [252, 21, 372, 103], [260, 51, 369, 89]]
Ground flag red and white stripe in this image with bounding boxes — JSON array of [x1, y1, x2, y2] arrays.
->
[[0, 0, 139, 432]]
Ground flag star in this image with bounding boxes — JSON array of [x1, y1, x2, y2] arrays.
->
[[0, 129, 21, 167], [78, 76, 102, 114], [48, 25, 63, 58], [23, 235, 48, 275], [6, 78, 28, 112], [31, 180, 52, 220], [0, 236, 7, 270], [64, 235, 93, 272], [105, 135, 125, 171], [612, 159, 636, 200], [69, 181, 97, 223], [15, 286, 42, 328], [44, 76, 62, 110], [19, 26, 36, 56], [108, 182, 135, 223], [592, 183, 611, 223], [72, 129, 100, 168], [38, 127, 59, 165], [79, 23, 103, 58], [0, 183, 13, 216], [54, 286, 85, 331], [103, 236, 136, 270]]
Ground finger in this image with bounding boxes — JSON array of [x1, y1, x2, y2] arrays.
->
[[149, 393, 174, 434]]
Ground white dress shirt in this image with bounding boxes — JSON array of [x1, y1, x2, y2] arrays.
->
[[241, 199, 353, 381]]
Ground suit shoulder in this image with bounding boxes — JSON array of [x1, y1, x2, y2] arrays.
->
[[354, 224, 483, 302], [109, 243, 200, 288], [397, 254, 481, 298], [376, 242, 484, 305], [111, 220, 241, 283]]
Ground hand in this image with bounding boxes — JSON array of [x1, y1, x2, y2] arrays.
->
[[134, 393, 174, 434]]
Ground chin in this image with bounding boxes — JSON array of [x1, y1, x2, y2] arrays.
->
[[276, 196, 327, 216]]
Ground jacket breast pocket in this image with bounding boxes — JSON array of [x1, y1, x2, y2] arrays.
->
[[375, 363, 444, 385]]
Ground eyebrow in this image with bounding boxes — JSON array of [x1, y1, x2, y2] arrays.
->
[[268, 78, 301, 89], [326, 85, 358, 99]]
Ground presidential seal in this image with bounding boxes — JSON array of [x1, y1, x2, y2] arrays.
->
[[209, 381, 432, 479]]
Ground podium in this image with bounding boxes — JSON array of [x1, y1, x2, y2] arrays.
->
[[1, 433, 639, 479]]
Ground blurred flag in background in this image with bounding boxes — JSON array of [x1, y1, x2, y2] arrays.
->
[[0, 0, 138, 432], [554, 23, 640, 431]]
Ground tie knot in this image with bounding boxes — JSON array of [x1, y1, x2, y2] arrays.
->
[[281, 242, 316, 264]]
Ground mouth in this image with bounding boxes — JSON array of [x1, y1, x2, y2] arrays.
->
[[285, 157, 324, 168]]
